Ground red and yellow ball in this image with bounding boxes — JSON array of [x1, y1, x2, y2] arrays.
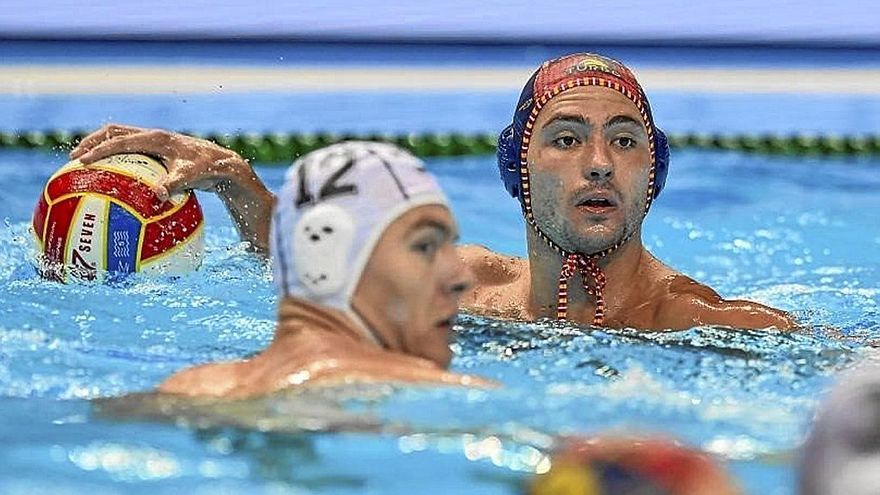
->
[[31, 154, 204, 282]]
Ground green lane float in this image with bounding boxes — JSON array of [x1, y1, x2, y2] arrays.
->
[[3, 130, 879, 163]]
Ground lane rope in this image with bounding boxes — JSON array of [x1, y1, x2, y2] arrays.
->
[[3, 130, 880, 162]]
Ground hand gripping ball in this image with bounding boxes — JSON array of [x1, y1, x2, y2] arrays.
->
[[31, 154, 204, 282]]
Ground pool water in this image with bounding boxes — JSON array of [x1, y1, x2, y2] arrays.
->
[[0, 146, 878, 494]]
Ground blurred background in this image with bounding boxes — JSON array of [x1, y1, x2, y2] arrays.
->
[[1, 4, 880, 495], [1, 0, 879, 139]]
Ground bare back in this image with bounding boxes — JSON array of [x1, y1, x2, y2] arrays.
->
[[158, 330, 490, 399]]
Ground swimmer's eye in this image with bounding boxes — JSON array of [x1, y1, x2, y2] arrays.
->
[[613, 136, 638, 149], [411, 239, 441, 258], [552, 135, 579, 149]]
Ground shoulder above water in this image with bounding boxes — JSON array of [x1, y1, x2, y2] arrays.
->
[[457, 244, 531, 319], [655, 274, 796, 331], [157, 335, 494, 399], [458, 244, 526, 286]]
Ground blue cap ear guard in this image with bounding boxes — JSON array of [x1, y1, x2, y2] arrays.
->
[[652, 128, 670, 199], [496, 124, 522, 202]]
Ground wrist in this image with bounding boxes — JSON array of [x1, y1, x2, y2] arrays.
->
[[211, 156, 274, 254], [215, 156, 266, 201]]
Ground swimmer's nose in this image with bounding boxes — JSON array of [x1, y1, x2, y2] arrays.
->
[[583, 139, 614, 181], [587, 163, 613, 181]]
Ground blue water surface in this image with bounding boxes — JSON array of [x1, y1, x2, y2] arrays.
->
[[0, 144, 878, 494]]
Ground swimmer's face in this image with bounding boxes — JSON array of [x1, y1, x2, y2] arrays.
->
[[351, 205, 472, 368], [526, 86, 652, 254]]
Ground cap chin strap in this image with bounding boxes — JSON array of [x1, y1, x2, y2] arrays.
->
[[528, 219, 637, 327], [345, 306, 385, 348], [556, 253, 607, 326]]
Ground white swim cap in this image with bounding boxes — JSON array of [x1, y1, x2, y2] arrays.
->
[[800, 358, 880, 495], [271, 141, 448, 344]]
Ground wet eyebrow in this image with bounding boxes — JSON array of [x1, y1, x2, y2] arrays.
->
[[604, 115, 647, 137], [407, 219, 455, 240], [541, 114, 592, 134]]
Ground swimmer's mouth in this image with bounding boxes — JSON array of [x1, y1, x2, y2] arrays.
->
[[576, 194, 617, 213], [435, 315, 457, 330]]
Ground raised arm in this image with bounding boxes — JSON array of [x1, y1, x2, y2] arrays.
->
[[71, 124, 275, 254]]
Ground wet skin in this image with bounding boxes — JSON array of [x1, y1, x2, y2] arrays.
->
[[157, 205, 488, 398]]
